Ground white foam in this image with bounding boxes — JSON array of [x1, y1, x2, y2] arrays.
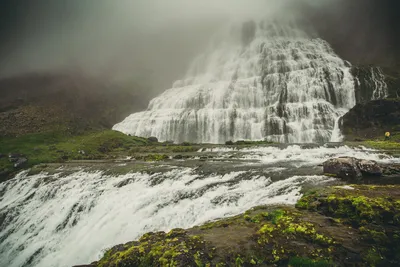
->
[[0, 169, 333, 267], [204, 145, 400, 166]]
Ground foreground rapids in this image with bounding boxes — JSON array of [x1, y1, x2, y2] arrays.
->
[[0, 145, 399, 267]]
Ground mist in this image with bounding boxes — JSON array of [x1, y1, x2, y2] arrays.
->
[[0, 0, 398, 96]]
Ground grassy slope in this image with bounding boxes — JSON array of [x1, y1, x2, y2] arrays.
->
[[0, 130, 149, 179], [356, 133, 400, 150]]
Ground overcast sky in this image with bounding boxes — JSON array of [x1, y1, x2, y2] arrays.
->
[[0, 0, 398, 92]]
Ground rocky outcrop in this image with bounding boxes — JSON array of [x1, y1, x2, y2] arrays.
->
[[351, 65, 400, 104], [341, 99, 400, 140], [78, 185, 400, 267], [323, 157, 382, 180], [351, 66, 388, 104]]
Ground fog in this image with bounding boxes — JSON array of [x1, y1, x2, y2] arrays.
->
[[0, 0, 398, 96]]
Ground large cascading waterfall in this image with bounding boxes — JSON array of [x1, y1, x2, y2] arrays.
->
[[114, 19, 360, 143]]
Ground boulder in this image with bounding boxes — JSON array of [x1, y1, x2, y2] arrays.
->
[[14, 157, 28, 168], [147, 136, 158, 143], [173, 154, 183, 160], [323, 157, 382, 180], [323, 157, 362, 179], [357, 159, 382, 176]]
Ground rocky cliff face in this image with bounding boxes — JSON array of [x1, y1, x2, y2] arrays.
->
[[341, 99, 400, 140], [341, 64, 400, 140], [351, 65, 400, 104]]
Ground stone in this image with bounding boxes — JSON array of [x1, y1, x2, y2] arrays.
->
[[323, 157, 362, 179], [147, 136, 158, 143], [14, 157, 28, 168], [173, 154, 183, 160], [357, 159, 382, 177], [323, 157, 382, 180]]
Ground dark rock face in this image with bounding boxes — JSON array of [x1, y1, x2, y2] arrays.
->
[[147, 136, 158, 143], [351, 66, 387, 104], [382, 65, 400, 98], [323, 157, 382, 180], [341, 99, 400, 139]]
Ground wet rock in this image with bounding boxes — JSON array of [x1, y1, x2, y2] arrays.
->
[[357, 159, 382, 176], [382, 164, 400, 176], [200, 156, 208, 161], [323, 157, 382, 180], [173, 154, 183, 160], [323, 157, 362, 179], [147, 136, 158, 143], [9, 153, 23, 159], [14, 157, 28, 168], [341, 99, 400, 140]]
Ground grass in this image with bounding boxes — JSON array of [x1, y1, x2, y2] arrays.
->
[[360, 133, 400, 150], [0, 130, 149, 177]]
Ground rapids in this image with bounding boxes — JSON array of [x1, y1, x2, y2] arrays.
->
[[0, 145, 399, 267]]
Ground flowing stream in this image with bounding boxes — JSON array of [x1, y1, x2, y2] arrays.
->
[[0, 145, 399, 267]]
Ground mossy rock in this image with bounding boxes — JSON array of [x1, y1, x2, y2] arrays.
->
[[86, 185, 400, 267]]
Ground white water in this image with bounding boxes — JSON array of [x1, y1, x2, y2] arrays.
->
[[1, 145, 399, 267], [114, 19, 361, 143], [0, 170, 331, 267], [204, 145, 400, 166]]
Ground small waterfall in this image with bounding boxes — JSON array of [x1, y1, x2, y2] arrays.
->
[[114, 19, 358, 143], [370, 67, 388, 100], [351, 66, 389, 103], [1, 146, 399, 267]]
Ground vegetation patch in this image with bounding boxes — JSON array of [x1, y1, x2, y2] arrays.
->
[[0, 130, 149, 181]]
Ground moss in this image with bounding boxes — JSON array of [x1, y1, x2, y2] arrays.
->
[[142, 154, 169, 162], [288, 257, 331, 267], [297, 185, 400, 227], [363, 247, 383, 267], [235, 255, 244, 267], [97, 229, 214, 267]]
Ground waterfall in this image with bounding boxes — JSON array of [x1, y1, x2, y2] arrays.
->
[[114, 19, 358, 143], [352, 66, 389, 103], [1, 146, 399, 267]]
